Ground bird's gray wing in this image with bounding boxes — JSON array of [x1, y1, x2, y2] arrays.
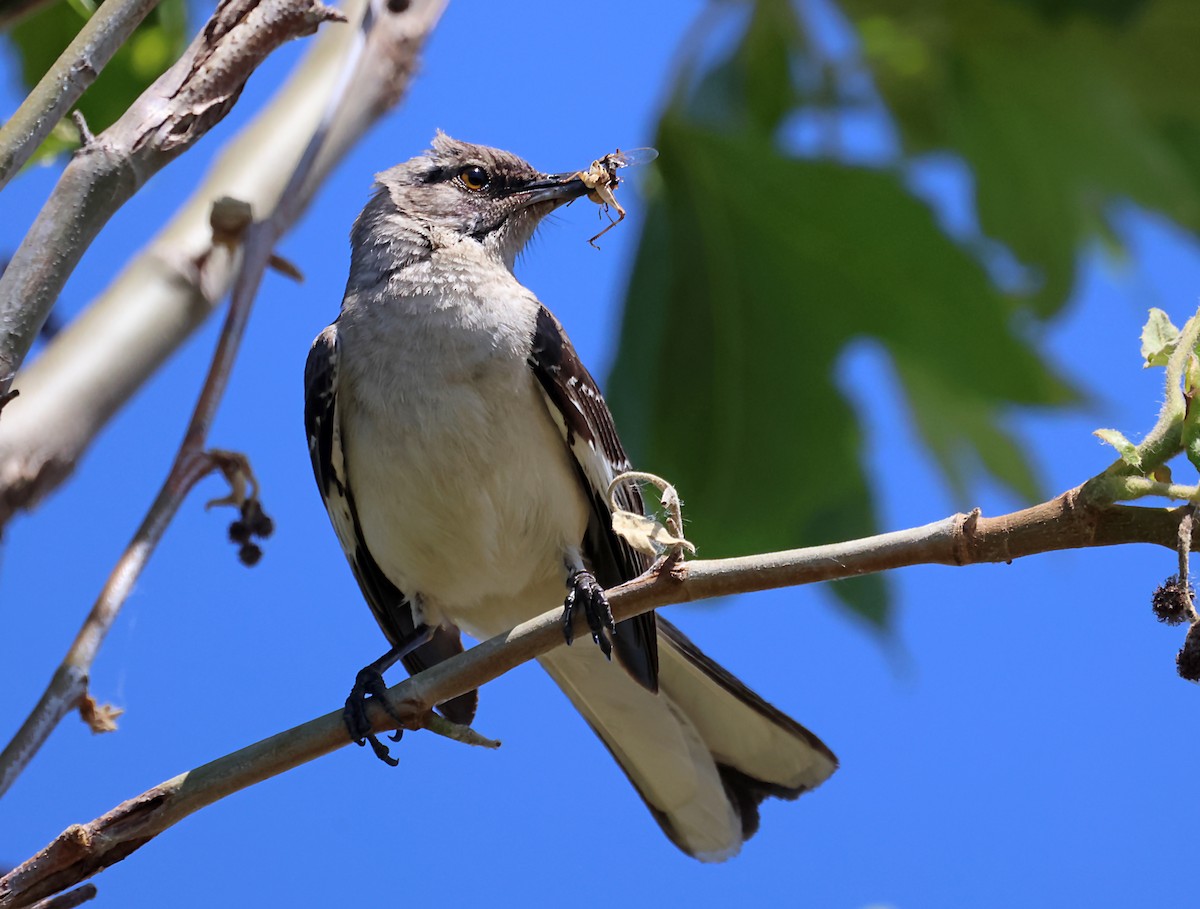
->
[[527, 304, 658, 692], [305, 323, 477, 724]]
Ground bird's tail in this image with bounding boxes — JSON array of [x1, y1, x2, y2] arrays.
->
[[537, 617, 836, 861]]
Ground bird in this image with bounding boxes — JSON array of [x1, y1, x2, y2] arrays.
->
[[303, 132, 837, 861]]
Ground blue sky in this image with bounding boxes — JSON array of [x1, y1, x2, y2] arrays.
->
[[3, 2, 1200, 907]]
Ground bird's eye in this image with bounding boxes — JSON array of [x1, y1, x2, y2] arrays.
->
[[459, 165, 490, 191]]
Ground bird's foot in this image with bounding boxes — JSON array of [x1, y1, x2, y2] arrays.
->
[[344, 665, 407, 766], [562, 568, 614, 659]]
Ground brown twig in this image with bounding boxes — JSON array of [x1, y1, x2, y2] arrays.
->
[[0, 490, 1194, 907], [0, 447, 226, 799], [0, 0, 409, 802], [26, 884, 96, 909], [0, 0, 57, 30]]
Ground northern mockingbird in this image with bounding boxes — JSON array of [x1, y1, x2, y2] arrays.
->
[[304, 133, 837, 861]]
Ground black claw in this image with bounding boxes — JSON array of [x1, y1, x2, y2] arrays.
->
[[366, 733, 400, 766], [563, 569, 614, 660], [344, 665, 408, 765]]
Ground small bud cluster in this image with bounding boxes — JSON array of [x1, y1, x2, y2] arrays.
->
[[228, 498, 274, 566]]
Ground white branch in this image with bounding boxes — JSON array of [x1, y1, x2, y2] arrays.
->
[[0, 0, 447, 526]]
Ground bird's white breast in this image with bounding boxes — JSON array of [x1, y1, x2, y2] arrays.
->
[[335, 248, 588, 637]]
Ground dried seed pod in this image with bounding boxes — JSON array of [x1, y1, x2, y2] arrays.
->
[[1177, 622, 1200, 682], [1152, 575, 1195, 625]]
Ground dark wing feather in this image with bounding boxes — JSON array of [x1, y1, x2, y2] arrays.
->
[[304, 323, 477, 724], [527, 305, 658, 692]]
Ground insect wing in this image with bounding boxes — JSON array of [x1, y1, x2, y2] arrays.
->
[[612, 147, 659, 169]]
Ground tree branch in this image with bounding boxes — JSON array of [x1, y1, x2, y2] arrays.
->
[[0, 0, 447, 528], [0, 491, 1191, 908], [0, 0, 446, 802], [0, 0, 345, 398], [0, 0, 162, 190]]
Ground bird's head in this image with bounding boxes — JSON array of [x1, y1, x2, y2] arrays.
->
[[366, 132, 591, 269]]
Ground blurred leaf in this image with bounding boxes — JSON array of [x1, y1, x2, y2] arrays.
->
[[1008, 0, 1150, 25], [843, 0, 1200, 314], [896, 356, 1047, 504], [687, 0, 806, 137], [6, 0, 188, 165], [608, 116, 1074, 627], [609, 1, 1100, 627]]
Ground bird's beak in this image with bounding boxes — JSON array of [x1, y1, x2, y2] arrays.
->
[[515, 172, 591, 207]]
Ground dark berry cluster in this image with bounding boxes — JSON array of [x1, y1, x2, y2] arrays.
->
[[228, 498, 274, 566]]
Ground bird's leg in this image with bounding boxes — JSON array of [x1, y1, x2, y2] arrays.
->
[[345, 629, 434, 766], [562, 564, 615, 660]]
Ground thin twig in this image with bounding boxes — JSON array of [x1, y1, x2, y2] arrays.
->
[[0, 0, 395, 800], [68, 112, 93, 148], [423, 714, 501, 749], [26, 884, 96, 909], [1, 491, 1196, 907], [0, 0, 161, 190], [0, 448, 221, 799], [0, 0, 346, 400], [0, 0, 58, 30], [0, 0, 448, 528]]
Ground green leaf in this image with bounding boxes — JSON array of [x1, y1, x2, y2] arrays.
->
[[1141, 307, 1180, 368], [897, 356, 1046, 503], [842, 0, 1200, 316], [6, 0, 188, 166], [734, 0, 805, 135], [1093, 428, 1142, 468], [608, 1, 1131, 628], [685, 0, 805, 137], [608, 115, 1073, 628]]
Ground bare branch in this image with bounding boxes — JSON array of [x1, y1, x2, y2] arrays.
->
[[0, 0, 448, 527], [0, 491, 1192, 907], [0, 0, 162, 189], [0, 0, 346, 399]]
